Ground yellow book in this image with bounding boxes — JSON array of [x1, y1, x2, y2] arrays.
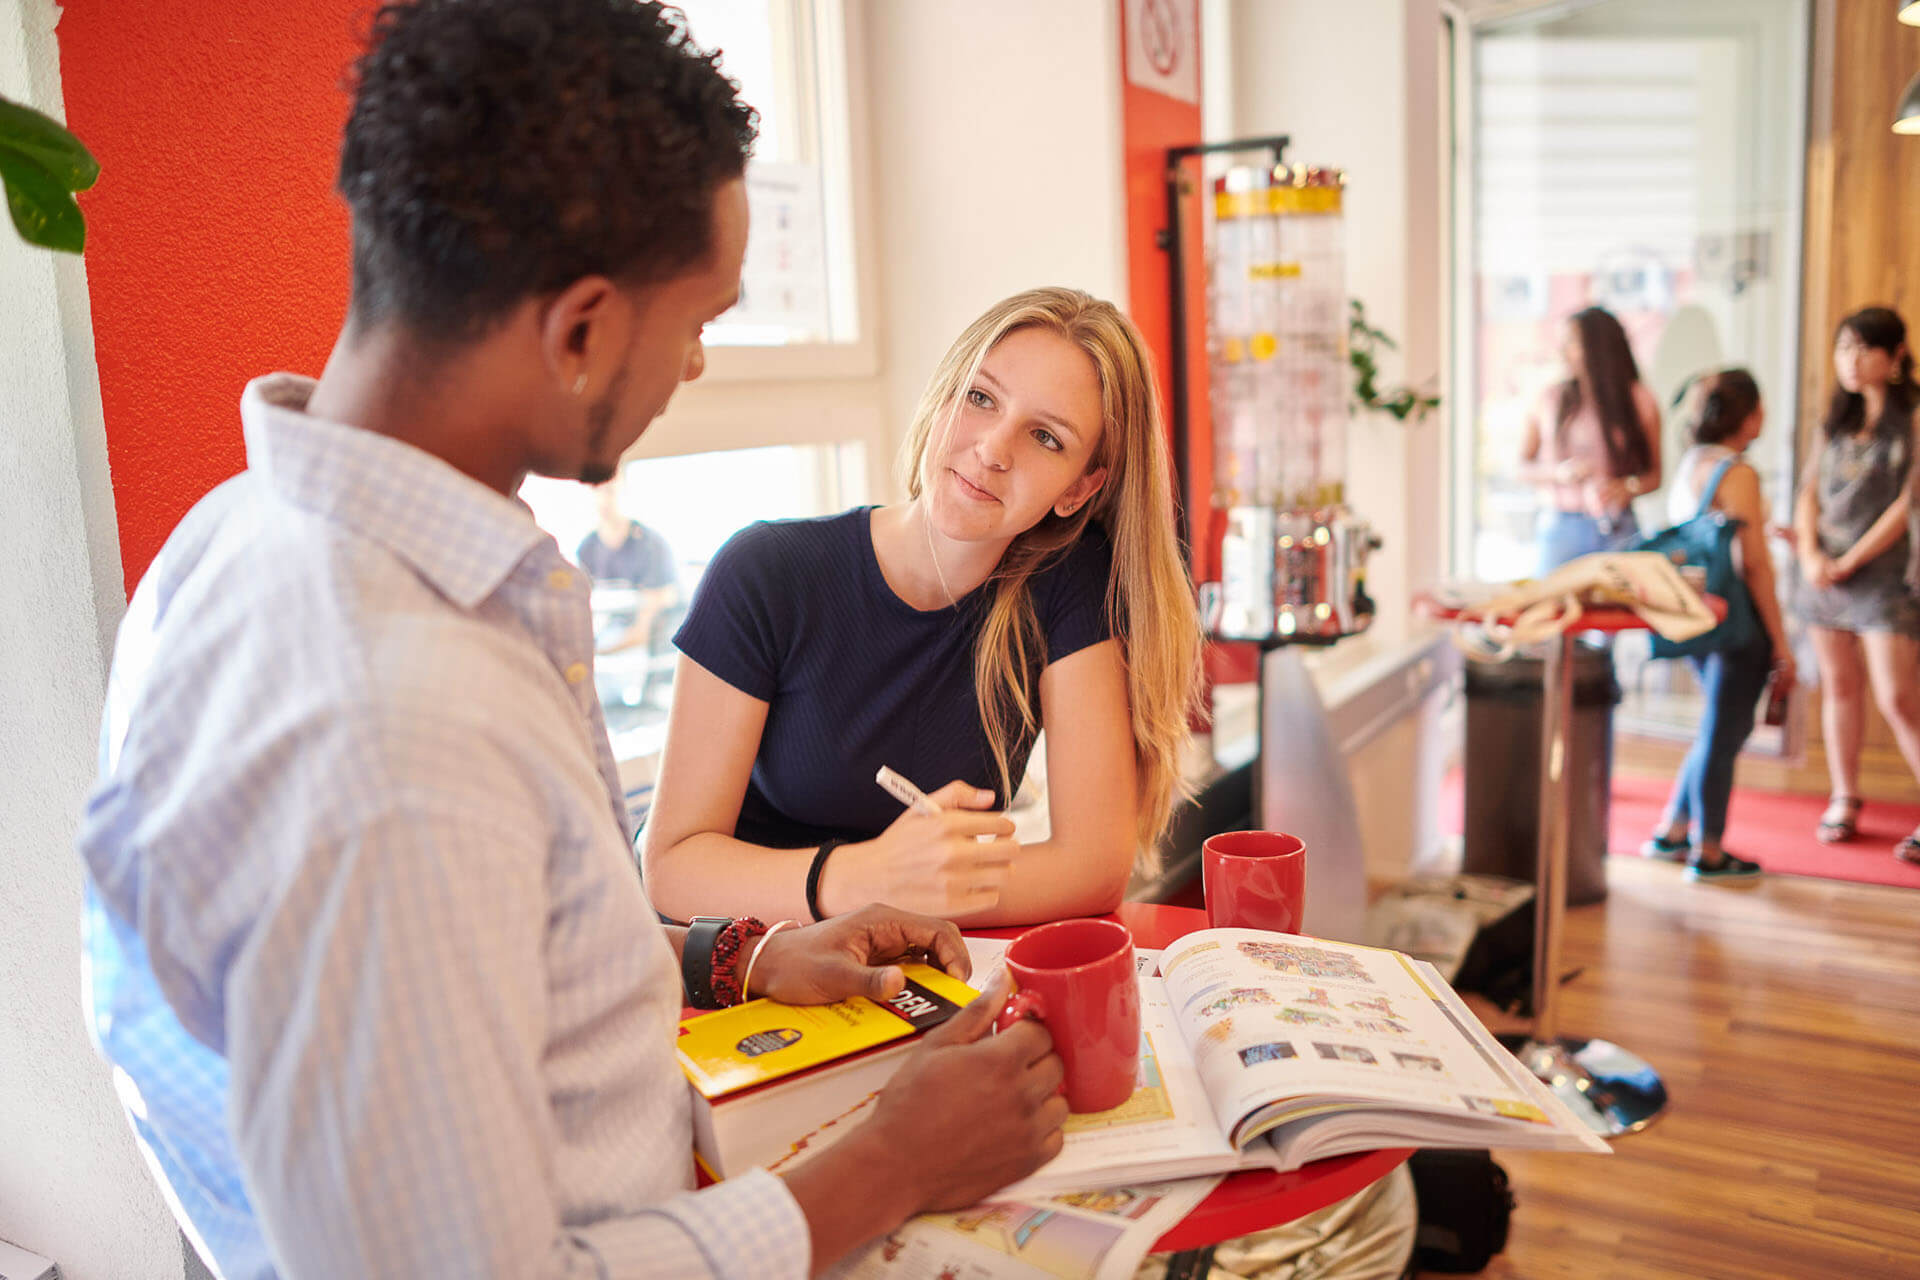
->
[[678, 963, 977, 1097]]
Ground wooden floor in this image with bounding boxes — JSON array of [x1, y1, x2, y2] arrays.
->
[[1471, 855, 1920, 1280]]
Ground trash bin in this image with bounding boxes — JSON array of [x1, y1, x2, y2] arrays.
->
[[1461, 642, 1618, 906]]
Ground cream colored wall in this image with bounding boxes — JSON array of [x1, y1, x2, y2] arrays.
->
[[0, 1, 186, 1276]]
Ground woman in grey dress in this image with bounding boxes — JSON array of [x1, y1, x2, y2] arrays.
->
[[1791, 307, 1920, 863]]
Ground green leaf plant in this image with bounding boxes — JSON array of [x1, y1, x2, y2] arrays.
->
[[1348, 297, 1440, 425], [0, 94, 98, 254]]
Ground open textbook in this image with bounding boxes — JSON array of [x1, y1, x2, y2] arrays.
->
[[686, 928, 1605, 1199], [825, 1177, 1218, 1280], [989, 927, 1608, 1197]]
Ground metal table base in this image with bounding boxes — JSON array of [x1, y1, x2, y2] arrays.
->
[[1514, 629, 1668, 1139]]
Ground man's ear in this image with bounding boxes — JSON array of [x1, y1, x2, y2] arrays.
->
[[539, 276, 629, 398], [1054, 466, 1108, 518]]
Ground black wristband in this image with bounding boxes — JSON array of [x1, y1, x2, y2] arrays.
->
[[805, 840, 844, 923], [682, 916, 733, 1010]]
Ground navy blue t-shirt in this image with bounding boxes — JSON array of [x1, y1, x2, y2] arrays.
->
[[674, 507, 1114, 849]]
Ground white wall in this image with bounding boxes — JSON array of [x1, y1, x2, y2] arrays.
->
[[865, 0, 1128, 487], [1221, 0, 1447, 642], [0, 2, 186, 1277]]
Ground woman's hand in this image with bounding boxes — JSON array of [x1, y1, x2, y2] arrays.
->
[[818, 780, 1017, 918], [1773, 652, 1798, 690], [1800, 549, 1841, 589], [1590, 475, 1632, 513]]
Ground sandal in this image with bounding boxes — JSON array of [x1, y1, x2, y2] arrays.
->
[[1817, 796, 1862, 844], [1896, 833, 1920, 866]]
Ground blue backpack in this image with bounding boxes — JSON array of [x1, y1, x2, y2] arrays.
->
[[1630, 454, 1759, 659]]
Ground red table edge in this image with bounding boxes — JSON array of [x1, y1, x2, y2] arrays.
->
[[977, 902, 1412, 1251]]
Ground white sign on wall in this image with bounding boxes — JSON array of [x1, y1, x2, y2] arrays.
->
[[1124, 0, 1199, 105]]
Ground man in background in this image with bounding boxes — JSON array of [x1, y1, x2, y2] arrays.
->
[[580, 474, 681, 658]]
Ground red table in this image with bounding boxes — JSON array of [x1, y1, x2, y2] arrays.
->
[[975, 902, 1410, 1253]]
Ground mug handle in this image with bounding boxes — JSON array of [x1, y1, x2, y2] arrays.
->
[[995, 988, 1045, 1033]]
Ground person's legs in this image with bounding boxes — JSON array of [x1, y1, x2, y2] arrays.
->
[[1684, 637, 1770, 881], [1860, 631, 1920, 859], [1811, 627, 1867, 839], [1648, 654, 1709, 858]]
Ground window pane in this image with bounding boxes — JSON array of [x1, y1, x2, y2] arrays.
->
[[678, 0, 857, 347], [520, 442, 865, 770]]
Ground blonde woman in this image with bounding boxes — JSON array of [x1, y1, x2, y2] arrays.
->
[[642, 287, 1204, 927]]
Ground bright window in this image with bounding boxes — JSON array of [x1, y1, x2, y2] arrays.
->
[[678, 0, 867, 359]]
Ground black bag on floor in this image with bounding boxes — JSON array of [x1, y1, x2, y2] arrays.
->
[[1407, 1148, 1514, 1274]]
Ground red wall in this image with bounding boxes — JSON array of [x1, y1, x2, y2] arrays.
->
[[1116, 3, 1254, 691], [58, 2, 369, 595]]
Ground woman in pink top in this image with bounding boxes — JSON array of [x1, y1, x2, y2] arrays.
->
[[1518, 306, 1664, 574]]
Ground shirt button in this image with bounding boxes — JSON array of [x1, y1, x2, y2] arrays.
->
[[565, 662, 589, 684], [548, 569, 575, 591]]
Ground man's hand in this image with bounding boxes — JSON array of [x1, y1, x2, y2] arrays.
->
[[862, 971, 1070, 1212], [747, 904, 970, 1006]]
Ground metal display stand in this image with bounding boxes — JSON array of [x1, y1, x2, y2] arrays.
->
[[1419, 597, 1680, 1139], [1511, 619, 1668, 1138]]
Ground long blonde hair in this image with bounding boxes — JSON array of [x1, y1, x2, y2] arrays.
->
[[901, 287, 1204, 854]]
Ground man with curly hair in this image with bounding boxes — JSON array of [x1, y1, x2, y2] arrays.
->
[[75, 2, 1067, 1277]]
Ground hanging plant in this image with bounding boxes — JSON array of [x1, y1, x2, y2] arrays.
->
[[0, 94, 98, 254], [1349, 298, 1440, 425]]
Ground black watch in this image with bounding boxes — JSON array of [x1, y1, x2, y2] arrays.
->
[[682, 916, 733, 1010]]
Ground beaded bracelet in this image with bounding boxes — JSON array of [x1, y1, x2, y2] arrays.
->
[[708, 916, 766, 1008], [684, 916, 766, 1009], [739, 919, 800, 1003]]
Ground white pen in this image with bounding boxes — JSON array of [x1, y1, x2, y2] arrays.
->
[[875, 766, 943, 816]]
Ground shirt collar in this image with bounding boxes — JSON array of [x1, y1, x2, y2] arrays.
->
[[241, 373, 551, 610]]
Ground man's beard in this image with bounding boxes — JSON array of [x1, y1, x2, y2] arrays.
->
[[577, 364, 630, 485]]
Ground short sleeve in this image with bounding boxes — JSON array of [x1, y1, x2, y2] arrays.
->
[[1035, 527, 1115, 666], [673, 524, 789, 702]]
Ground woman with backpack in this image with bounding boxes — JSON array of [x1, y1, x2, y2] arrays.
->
[[1790, 306, 1920, 863], [1641, 369, 1794, 883]]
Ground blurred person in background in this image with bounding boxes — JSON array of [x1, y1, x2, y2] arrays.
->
[[1790, 306, 1920, 864], [1518, 305, 1664, 574], [1639, 370, 1793, 883]]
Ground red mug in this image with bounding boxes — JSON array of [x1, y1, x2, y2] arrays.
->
[[1203, 830, 1307, 933], [995, 918, 1140, 1113]]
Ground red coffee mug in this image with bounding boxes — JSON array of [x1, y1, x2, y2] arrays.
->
[[1203, 830, 1307, 933], [995, 918, 1140, 1113]]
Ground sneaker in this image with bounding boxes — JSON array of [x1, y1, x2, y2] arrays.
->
[[1641, 834, 1690, 863], [1685, 852, 1763, 884]]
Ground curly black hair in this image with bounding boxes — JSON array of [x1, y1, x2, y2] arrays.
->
[[337, 0, 757, 341]]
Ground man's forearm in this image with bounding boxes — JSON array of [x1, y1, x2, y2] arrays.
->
[[781, 1123, 921, 1277]]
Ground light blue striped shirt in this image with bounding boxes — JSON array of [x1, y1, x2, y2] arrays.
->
[[78, 374, 808, 1279]]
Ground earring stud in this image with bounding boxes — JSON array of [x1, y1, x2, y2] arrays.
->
[[572, 373, 588, 395]]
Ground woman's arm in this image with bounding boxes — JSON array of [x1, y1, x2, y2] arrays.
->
[[1832, 485, 1912, 581], [1793, 451, 1839, 587], [1720, 463, 1791, 668], [1516, 402, 1582, 489], [946, 640, 1139, 928], [640, 656, 1019, 923], [639, 655, 806, 922]]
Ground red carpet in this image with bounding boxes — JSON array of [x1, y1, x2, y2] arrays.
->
[[1441, 769, 1920, 890]]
